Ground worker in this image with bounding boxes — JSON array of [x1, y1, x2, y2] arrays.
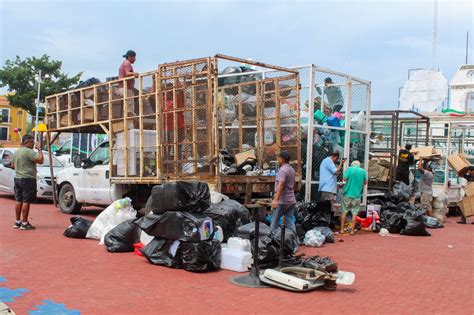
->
[[271, 151, 296, 233], [458, 168, 474, 224], [316, 77, 344, 113], [118, 50, 139, 115], [318, 151, 346, 214], [396, 144, 415, 185], [340, 160, 367, 235], [418, 158, 434, 216], [11, 134, 44, 230]]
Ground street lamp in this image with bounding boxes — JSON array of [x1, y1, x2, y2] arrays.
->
[[33, 71, 50, 148]]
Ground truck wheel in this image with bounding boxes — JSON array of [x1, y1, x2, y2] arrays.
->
[[59, 183, 82, 214]]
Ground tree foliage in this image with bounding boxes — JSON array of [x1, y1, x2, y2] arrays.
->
[[0, 54, 82, 114]]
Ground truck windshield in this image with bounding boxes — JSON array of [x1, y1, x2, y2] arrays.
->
[[89, 142, 109, 165]]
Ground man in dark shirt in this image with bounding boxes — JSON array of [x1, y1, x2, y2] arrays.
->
[[396, 144, 415, 185]]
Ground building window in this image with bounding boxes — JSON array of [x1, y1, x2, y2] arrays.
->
[[0, 127, 8, 141], [0, 108, 10, 123]]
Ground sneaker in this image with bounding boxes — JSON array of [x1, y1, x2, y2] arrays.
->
[[20, 222, 36, 230], [13, 221, 21, 229]]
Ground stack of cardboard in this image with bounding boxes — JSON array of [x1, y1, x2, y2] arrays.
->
[[447, 153, 472, 177], [368, 158, 390, 182]]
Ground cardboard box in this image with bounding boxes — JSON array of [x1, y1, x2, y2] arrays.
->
[[447, 153, 472, 177], [459, 194, 474, 217], [235, 149, 257, 166], [411, 146, 441, 160]]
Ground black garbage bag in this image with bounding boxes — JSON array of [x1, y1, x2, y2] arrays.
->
[[295, 223, 306, 243], [380, 211, 405, 233], [204, 199, 249, 241], [273, 228, 299, 254], [400, 210, 431, 236], [236, 222, 271, 239], [302, 200, 332, 230], [63, 217, 93, 239], [255, 235, 280, 264], [141, 238, 181, 267], [146, 181, 210, 214], [177, 239, 221, 272], [295, 203, 310, 224], [76, 77, 100, 89], [423, 216, 444, 229], [104, 220, 141, 253], [135, 212, 214, 242], [311, 226, 335, 243], [381, 201, 399, 212]]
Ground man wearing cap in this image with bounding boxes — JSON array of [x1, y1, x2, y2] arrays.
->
[[118, 50, 139, 115], [271, 151, 297, 233], [316, 77, 344, 113]]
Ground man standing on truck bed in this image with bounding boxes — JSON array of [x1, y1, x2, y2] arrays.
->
[[271, 151, 296, 233], [12, 134, 44, 230], [118, 50, 139, 115]]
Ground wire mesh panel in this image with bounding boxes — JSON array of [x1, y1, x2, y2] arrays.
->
[[156, 58, 214, 179]]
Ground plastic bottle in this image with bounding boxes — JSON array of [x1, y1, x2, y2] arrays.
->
[[335, 271, 356, 285]]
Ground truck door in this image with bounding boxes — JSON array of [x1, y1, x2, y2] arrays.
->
[[81, 142, 114, 204]]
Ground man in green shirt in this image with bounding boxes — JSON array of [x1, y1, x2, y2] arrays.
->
[[12, 134, 44, 230], [341, 160, 367, 235]]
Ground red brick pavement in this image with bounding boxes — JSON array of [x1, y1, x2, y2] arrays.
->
[[0, 195, 473, 314]]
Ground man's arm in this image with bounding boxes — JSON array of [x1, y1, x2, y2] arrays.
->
[[272, 181, 284, 209], [33, 136, 44, 164], [417, 158, 424, 174], [335, 158, 346, 175], [124, 64, 139, 78]]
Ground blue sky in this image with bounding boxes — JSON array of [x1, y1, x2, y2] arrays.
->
[[0, 0, 472, 109]]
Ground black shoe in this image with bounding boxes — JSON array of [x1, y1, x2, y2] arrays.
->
[[13, 221, 21, 229], [20, 222, 36, 230]]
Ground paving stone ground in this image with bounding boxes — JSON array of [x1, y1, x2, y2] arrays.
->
[[0, 195, 473, 314]]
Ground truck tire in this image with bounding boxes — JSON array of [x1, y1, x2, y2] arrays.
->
[[59, 183, 82, 214]]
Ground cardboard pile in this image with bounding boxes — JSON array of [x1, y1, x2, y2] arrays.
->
[[368, 158, 390, 182], [447, 153, 472, 177]]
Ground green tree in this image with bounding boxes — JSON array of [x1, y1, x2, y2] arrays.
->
[[0, 54, 82, 114]]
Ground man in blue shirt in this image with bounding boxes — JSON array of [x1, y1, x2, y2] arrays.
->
[[319, 151, 346, 213]]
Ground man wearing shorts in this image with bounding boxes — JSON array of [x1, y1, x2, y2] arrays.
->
[[12, 134, 44, 230], [341, 160, 367, 235]]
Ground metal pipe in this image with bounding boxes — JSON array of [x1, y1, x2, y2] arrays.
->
[[34, 70, 42, 148], [444, 122, 452, 190], [304, 65, 315, 202], [362, 82, 372, 206]]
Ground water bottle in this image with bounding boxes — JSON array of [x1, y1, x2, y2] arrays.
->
[[335, 271, 356, 285]]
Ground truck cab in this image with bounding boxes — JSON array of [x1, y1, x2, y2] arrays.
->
[[56, 141, 124, 213]]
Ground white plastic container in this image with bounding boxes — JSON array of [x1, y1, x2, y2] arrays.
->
[[220, 248, 253, 272], [227, 237, 251, 253], [140, 230, 154, 246]]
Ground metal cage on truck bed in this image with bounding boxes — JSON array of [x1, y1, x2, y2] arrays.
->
[[45, 55, 301, 200]]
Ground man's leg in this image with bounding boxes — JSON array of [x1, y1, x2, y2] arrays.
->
[[21, 202, 30, 223], [15, 202, 22, 221], [270, 205, 285, 233], [284, 204, 296, 232], [340, 196, 349, 234], [350, 198, 361, 235]]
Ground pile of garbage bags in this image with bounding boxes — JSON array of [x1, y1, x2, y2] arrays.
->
[[136, 181, 221, 272], [62, 182, 252, 273], [379, 201, 433, 236]]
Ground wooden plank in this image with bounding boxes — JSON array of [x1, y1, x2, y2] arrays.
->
[[155, 72, 162, 178], [108, 82, 113, 178], [139, 76, 144, 178], [191, 63, 198, 175], [215, 54, 298, 74]]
